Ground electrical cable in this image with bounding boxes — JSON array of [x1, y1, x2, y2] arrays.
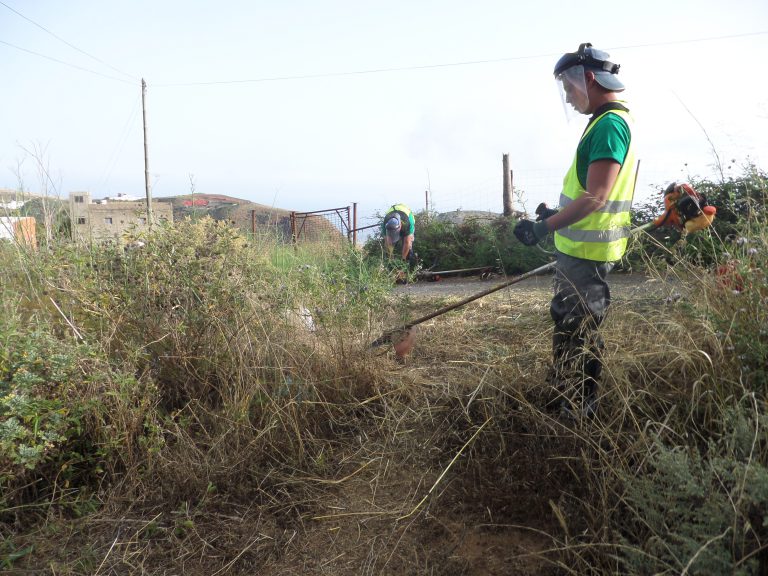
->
[[0, 0, 137, 80], [97, 95, 141, 192], [152, 30, 768, 88], [0, 38, 134, 84]]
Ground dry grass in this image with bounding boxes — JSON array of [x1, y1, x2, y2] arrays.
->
[[2, 219, 766, 575]]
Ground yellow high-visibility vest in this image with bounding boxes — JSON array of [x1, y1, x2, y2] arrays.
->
[[554, 108, 636, 262]]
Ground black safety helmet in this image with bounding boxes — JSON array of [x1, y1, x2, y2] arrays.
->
[[554, 43, 624, 91]]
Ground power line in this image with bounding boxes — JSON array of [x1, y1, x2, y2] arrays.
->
[[0, 0, 136, 80], [97, 95, 142, 192], [152, 53, 548, 87], [153, 30, 768, 88], [0, 39, 135, 84], [610, 30, 768, 52], [2, 24, 764, 89]]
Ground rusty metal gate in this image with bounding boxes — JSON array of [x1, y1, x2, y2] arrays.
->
[[289, 206, 352, 247]]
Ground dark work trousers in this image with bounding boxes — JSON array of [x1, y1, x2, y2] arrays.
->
[[548, 251, 614, 410]]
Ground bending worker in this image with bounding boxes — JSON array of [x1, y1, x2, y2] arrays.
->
[[382, 203, 416, 265], [513, 43, 637, 418]]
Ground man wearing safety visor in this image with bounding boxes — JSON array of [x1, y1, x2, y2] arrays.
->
[[513, 43, 637, 419]]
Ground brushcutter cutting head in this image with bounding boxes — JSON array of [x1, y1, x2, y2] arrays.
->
[[370, 330, 395, 348], [393, 326, 417, 359], [370, 326, 418, 358]]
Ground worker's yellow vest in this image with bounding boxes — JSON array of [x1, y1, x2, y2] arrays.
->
[[554, 109, 636, 262], [389, 203, 412, 218]]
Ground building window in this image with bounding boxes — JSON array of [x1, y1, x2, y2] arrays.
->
[[77, 217, 86, 225], [104, 217, 113, 225], [74, 196, 84, 203]]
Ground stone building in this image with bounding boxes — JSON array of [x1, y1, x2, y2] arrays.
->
[[69, 192, 173, 244]]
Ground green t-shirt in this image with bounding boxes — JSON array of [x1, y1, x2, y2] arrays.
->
[[576, 113, 631, 189]]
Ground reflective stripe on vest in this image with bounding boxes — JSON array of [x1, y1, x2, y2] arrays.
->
[[554, 108, 636, 262]]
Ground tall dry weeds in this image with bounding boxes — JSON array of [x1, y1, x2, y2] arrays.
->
[[2, 211, 766, 574]]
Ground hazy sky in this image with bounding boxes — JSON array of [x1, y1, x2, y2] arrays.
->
[[1, 0, 766, 228]]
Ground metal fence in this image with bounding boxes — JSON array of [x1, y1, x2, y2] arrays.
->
[[289, 206, 352, 247]]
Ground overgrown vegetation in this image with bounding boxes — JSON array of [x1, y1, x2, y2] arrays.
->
[[364, 212, 552, 274], [629, 162, 768, 268], [1, 166, 767, 574]]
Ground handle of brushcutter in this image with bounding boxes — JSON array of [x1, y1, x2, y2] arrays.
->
[[371, 261, 557, 347]]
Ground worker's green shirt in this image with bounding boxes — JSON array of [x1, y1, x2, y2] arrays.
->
[[575, 113, 630, 188]]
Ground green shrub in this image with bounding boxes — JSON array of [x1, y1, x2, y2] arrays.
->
[[363, 211, 551, 275], [610, 172, 768, 573], [617, 405, 768, 575], [0, 322, 158, 512], [628, 163, 768, 269]]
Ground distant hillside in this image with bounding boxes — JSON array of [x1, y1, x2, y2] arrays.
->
[[0, 189, 47, 204], [434, 209, 502, 224], [157, 194, 292, 240], [158, 194, 342, 242]]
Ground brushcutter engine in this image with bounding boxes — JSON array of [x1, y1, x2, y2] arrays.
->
[[653, 182, 717, 233]]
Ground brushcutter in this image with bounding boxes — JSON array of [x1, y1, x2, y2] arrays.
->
[[416, 265, 499, 282], [635, 182, 716, 234], [371, 182, 717, 354]]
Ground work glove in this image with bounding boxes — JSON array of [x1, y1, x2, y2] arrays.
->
[[535, 202, 559, 221], [513, 219, 549, 246]]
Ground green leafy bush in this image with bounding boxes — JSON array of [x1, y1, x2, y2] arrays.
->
[[0, 322, 158, 511], [628, 163, 768, 268], [363, 211, 551, 275], [618, 406, 768, 575]]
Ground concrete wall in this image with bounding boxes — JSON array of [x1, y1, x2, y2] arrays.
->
[[70, 192, 173, 244]]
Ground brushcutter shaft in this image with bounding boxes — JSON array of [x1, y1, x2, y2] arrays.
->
[[371, 261, 555, 347]]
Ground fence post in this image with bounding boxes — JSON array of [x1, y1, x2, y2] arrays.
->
[[503, 153, 513, 216], [352, 203, 357, 246]]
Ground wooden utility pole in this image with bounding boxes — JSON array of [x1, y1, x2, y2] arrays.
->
[[510, 168, 514, 212], [141, 78, 153, 225], [502, 154, 513, 216]]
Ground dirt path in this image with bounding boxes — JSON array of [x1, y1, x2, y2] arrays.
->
[[395, 270, 679, 303]]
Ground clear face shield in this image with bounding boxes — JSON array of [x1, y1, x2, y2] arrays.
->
[[556, 65, 590, 121]]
